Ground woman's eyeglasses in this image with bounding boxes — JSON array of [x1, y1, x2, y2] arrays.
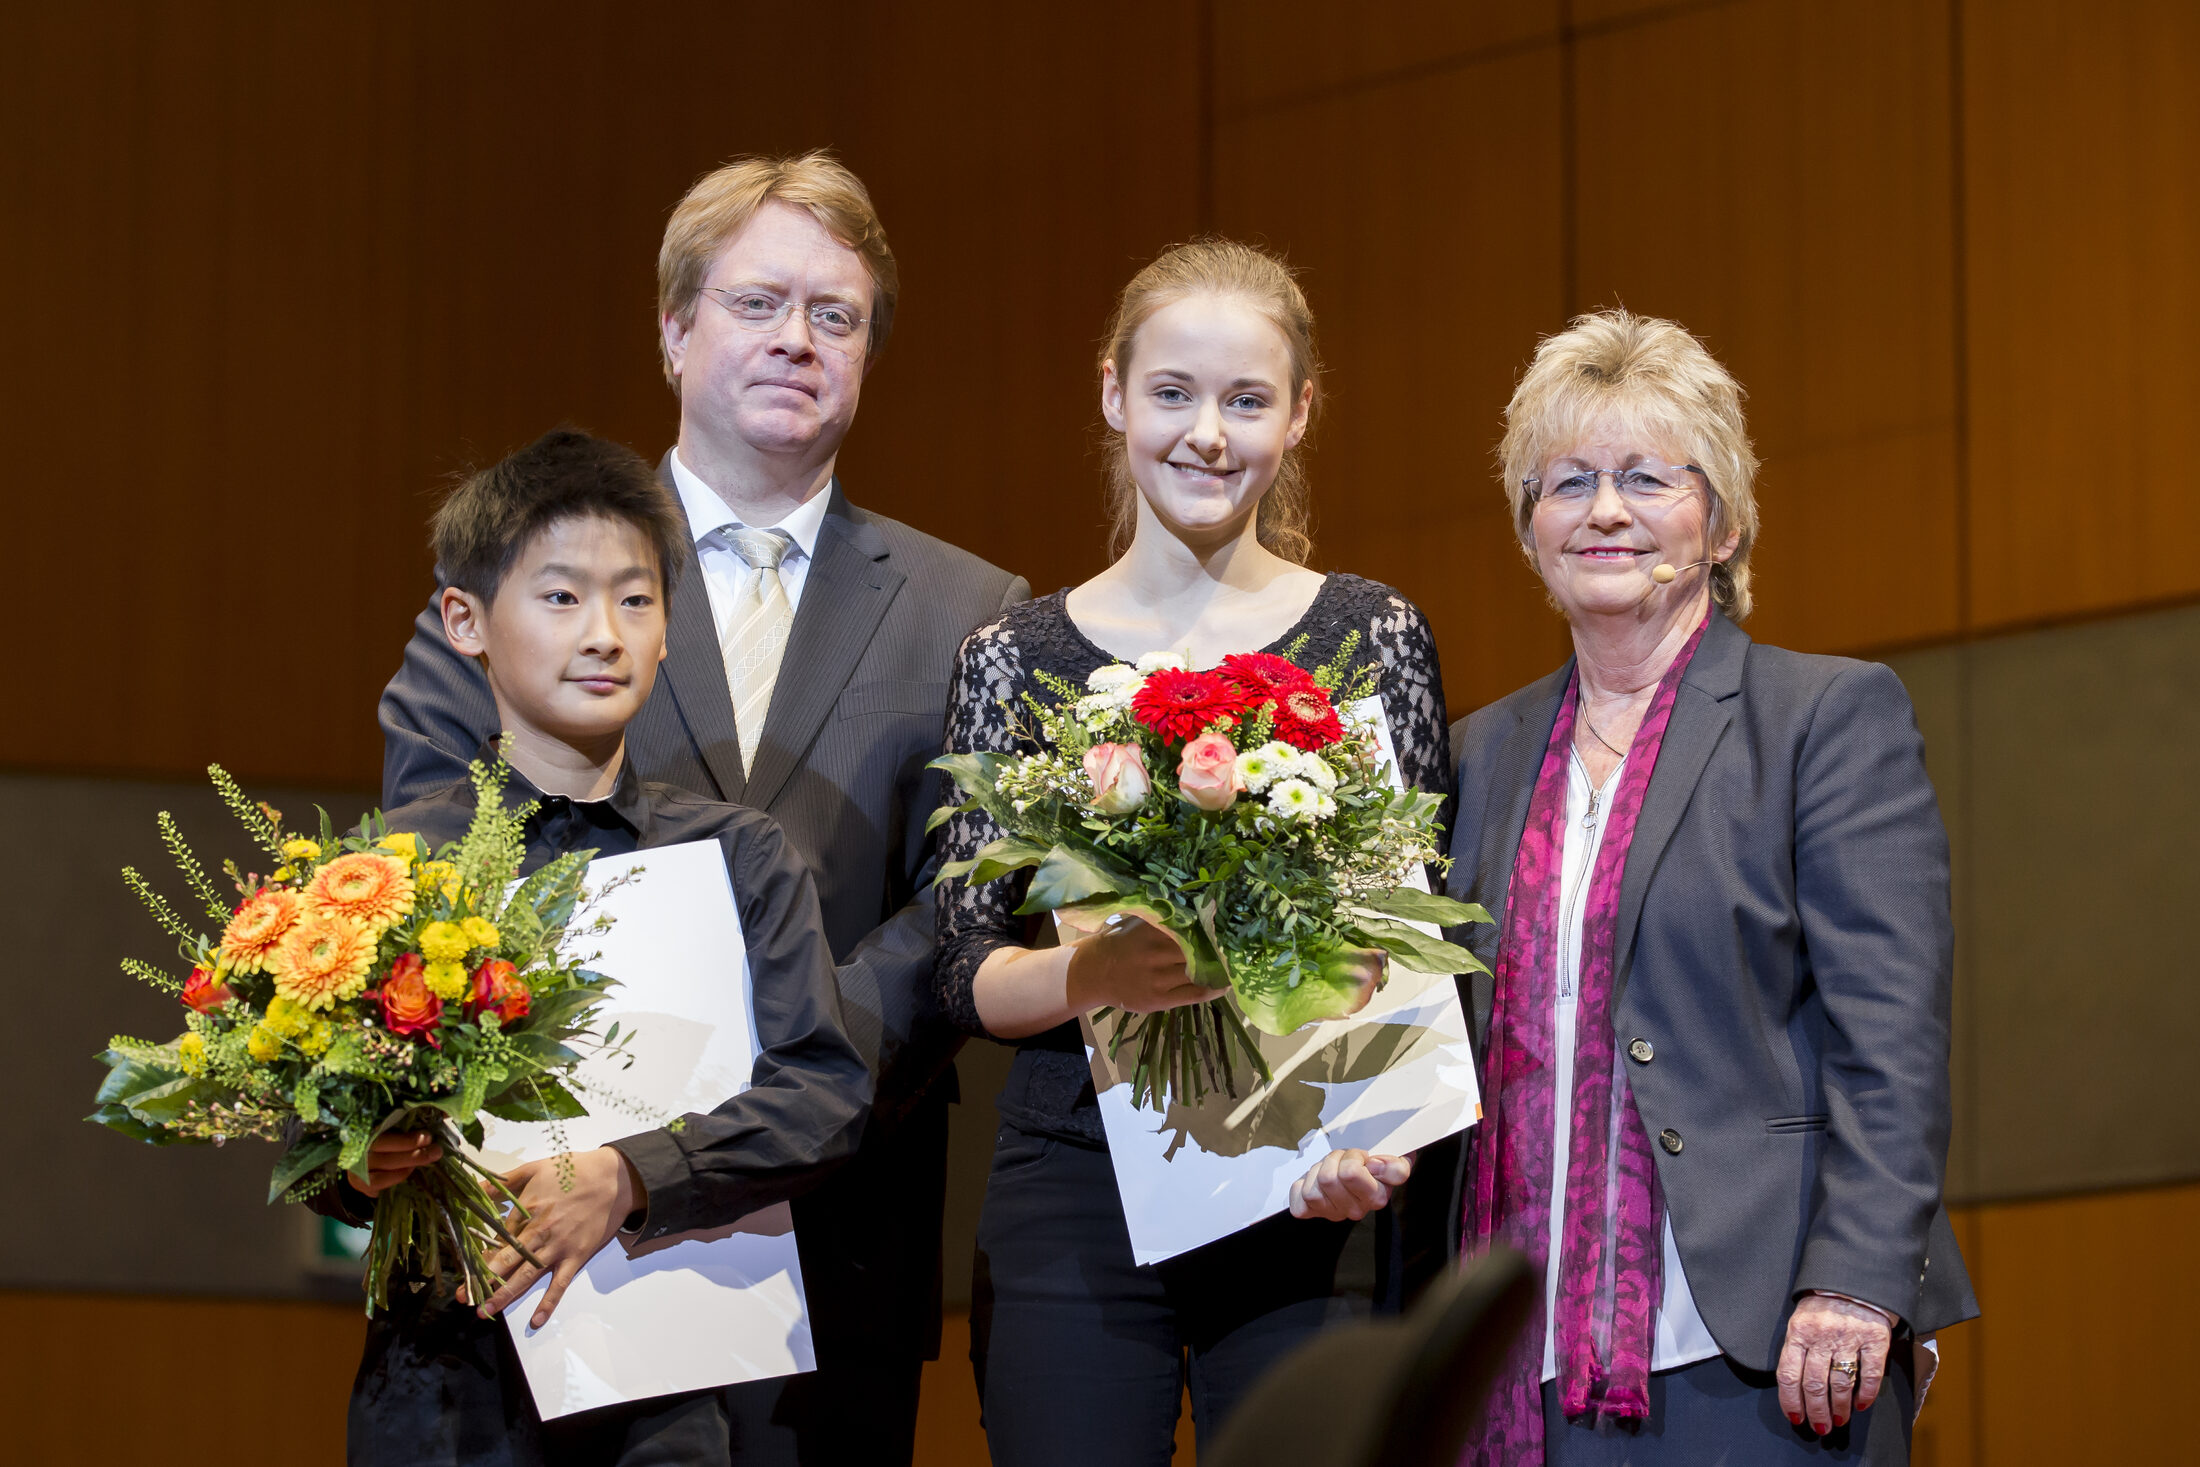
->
[[1523, 461, 1709, 508]]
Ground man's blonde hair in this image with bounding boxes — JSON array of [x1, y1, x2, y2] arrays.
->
[[657, 150, 899, 387], [1499, 309, 1761, 620]]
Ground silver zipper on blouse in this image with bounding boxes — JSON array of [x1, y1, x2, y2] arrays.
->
[[1557, 775, 1605, 999]]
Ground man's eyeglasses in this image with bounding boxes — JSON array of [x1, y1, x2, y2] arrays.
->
[[699, 287, 868, 348]]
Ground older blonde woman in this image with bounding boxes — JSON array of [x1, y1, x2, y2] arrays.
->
[[1294, 311, 1977, 1463]]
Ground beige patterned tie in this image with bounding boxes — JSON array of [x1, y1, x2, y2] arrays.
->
[[720, 527, 795, 776]]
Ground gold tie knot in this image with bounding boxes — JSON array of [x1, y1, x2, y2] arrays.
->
[[726, 527, 792, 572]]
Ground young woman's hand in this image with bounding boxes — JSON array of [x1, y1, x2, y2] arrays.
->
[[1288, 1148, 1411, 1221], [354, 1130, 444, 1198], [1065, 916, 1223, 1014], [972, 914, 1223, 1038]]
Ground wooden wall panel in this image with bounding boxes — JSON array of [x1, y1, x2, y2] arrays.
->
[[1961, 601, 2200, 1199], [1571, 0, 1960, 654], [827, 6, 1204, 607], [1964, 0, 2200, 629], [1962, 1182, 2200, 1466], [1214, 0, 1558, 115], [1212, 44, 1573, 718], [0, 4, 1198, 788], [0, 1291, 361, 1465]]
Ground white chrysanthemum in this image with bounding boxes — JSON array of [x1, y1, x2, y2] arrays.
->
[[1267, 778, 1325, 822], [1075, 691, 1131, 724], [1087, 663, 1139, 693], [1294, 752, 1340, 792], [1135, 649, 1190, 675], [1238, 740, 1298, 793]]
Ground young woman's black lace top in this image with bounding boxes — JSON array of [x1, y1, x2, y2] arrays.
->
[[935, 574, 1454, 1145]]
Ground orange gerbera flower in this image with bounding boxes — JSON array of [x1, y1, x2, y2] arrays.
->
[[218, 887, 304, 975], [270, 912, 377, 1010], [305, 852, 415, 933]]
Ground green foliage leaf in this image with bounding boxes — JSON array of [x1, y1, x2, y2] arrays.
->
[[937, 835, 1052, 886], [86, 1103, 183, 1145], [1345, 919, 1490, 976], [93, 1048, 183, 1109], [1236, 944, 1387, 1036], [1352, 887, 1493, 928], [293, 1072, 323, 1126], [1017, 844, 1134, 914], [96, 1057, 223, 1126], [525, 984, 611, 1037], [927, 753, 1024, 827], [483, 1079, 588, 1124], [924, 796, 979, 835], [269, 1138, 340, 1204], [339, 1117, 376, 1181], [535, 851, 595, 929]]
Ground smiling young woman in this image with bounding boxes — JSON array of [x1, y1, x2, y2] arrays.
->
[[931, 240, 1457, 1465]]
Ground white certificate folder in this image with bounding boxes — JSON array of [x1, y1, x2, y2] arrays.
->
[[475, 839, 814, 1420], [1082, 697, 1483, 1265]]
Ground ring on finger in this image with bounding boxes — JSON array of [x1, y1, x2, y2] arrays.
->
[[1831, 1358, 1860, 1379]]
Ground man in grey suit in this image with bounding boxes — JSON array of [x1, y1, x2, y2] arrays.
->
[[379, 151, 1026, 1464]]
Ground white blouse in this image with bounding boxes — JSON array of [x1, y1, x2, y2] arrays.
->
[[1540, 748, 1722, 1382]]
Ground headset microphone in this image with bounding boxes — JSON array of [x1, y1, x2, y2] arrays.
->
[[1650, 559, 1718, 585]]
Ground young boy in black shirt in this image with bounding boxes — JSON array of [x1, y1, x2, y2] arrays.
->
[[342, 429, 868, 1465]]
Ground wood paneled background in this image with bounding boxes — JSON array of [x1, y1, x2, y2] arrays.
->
[[4, 2, 2194, 1463]]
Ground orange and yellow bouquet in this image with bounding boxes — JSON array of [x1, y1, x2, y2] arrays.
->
[[91, 757, 631, 1312]]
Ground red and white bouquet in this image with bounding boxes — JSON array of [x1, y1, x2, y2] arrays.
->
[[933, 636, 1487, 1111]]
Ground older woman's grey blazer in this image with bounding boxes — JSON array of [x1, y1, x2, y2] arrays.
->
[[1441, 611, 1979, 1371]]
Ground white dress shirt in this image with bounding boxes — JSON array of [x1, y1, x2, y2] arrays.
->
[[1541, 747, 1722, 1383], [669, 449, 833, 640]]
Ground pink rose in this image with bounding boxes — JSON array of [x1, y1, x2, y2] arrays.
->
[[1176, 732, 1246, 812], [1082, 742, 1151, 816]]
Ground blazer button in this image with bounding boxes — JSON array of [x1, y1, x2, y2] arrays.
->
[[1659, 1129, 1684, 1154], [1628, 1038, 1654, 1064]]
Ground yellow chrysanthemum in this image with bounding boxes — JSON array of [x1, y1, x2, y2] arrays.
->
[[460, 916, 500, 950], [415, 860, 460, 903], [246, 1025, 283, 1062], [376, 832, 424, 865], [178, 1033, 207, 1075], [418, 920, 470, 963], [282, 838, 322, 863], [219, 888, 304, 975], [299, 1021, 334, 1057], [270, 912, 377, 1011], [304, 852, 415, 933], [423, 960, 468, 1001], [263, 995, 313, 1038]]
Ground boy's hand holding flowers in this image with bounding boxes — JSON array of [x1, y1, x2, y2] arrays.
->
[[357, 1131, 446, 1198]]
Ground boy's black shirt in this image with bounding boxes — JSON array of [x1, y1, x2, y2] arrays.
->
[[342, 752, 870, 1466], [381, 750, 873, 1233]]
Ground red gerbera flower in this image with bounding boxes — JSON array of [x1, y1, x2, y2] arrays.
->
[[1217, 651, 1317, 699], [1130, 668, 1256, 742], [1272, 683, 1346, 750]]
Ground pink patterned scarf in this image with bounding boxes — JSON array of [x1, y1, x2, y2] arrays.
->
[[1461, 615, 1708, 1465]]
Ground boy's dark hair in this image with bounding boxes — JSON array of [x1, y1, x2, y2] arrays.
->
[[433, 429, 685, 603]]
